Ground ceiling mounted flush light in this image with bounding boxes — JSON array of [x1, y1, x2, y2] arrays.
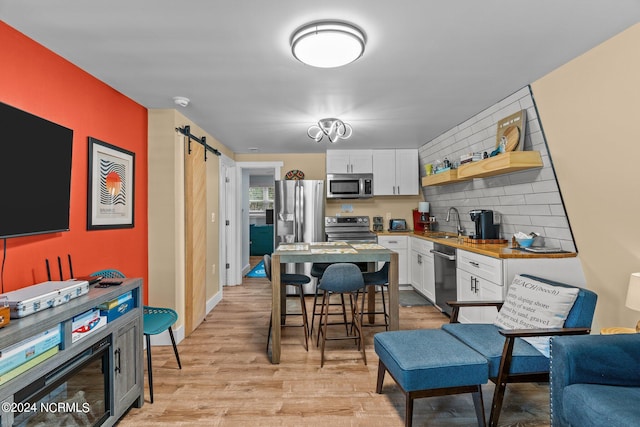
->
[[291, 21, 366, 68], [173, 96, 190, 107], [308, 118, 352, 143]]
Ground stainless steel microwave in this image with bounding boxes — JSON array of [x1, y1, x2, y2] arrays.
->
[[326, 173, 373, 199]]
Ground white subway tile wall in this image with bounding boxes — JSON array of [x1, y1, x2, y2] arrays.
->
[[418, 86, 576, 252]]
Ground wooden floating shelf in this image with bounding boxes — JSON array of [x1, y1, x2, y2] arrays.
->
[[456, 151, 543, 179], [421, 169, 469, 187], [422, 151, 543, 187]]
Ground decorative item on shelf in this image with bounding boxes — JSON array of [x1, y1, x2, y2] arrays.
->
[[625, 272, 640, 332], [307, 118, 352, 143], [291, 21, 366, 68], [285, 169, 305, 180], [496, 109, 527, 152]]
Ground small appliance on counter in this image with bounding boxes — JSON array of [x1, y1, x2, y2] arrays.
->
[[388, 218, 408, 232], [413, 201, 431, 232], [372, 216, 384, 232], [469, 209, 499, 239]]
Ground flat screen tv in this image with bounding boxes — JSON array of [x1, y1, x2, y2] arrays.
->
[[0, 102, 74, 239]]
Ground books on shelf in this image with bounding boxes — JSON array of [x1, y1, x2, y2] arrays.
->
[[71, 308, 107, 343], [0, 325, 61, 375], [0, 346, 58, 385]]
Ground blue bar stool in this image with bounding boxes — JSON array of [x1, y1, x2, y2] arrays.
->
[[317, 263, 367, 367], [91, 269, 182, 404]]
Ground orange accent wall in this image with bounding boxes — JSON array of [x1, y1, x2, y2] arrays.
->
[[0, 22, 148, 301]]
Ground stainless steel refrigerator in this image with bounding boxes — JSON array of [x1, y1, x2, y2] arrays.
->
[[274, 179, 325, 294]]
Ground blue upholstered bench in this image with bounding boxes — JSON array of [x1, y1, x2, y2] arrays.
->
[[375, 329, 489, 427]]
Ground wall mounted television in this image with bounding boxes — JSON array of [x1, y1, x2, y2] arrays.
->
[[0, 102, 74, 239]]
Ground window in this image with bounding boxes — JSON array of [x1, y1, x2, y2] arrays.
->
[[249, 186, 274, 213]]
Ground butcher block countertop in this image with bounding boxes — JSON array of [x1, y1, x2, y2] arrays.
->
[[376, 231, 577, 259]]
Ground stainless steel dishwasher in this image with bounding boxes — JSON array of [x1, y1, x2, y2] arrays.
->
[[430, 243, 457, 316]]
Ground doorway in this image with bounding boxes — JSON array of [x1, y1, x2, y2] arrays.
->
[[229, 161, 282, 285]]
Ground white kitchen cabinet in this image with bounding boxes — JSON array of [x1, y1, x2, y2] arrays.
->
[[378, 235, 409, 285], [326, 149, 373, 174], [455, 249, 586, 324], [456, 250, 502, 323], [410, 237, 434, 302], [372, 149, 419, 196]]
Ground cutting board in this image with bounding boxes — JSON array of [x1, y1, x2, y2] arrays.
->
[[496, 110, 527, 151]]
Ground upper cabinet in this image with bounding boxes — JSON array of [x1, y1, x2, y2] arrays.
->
[[372, 149, 419, 196], [326, 149, 373, 174], [421, 151, 543, 187]]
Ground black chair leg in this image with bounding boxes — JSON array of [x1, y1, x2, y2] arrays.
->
[[145, 333, 154, 403], [168, 326, 182, 369]]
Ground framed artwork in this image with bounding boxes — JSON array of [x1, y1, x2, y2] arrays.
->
[[87, 137, 135, 230]]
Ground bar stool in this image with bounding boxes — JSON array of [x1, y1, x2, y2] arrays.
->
[[317, 263, 367, 367], [309, 263, 348, 342], [264, 254, 311, 351], [360, 262, 390, 331]]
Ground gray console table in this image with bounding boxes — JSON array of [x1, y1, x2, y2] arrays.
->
[[0, 279, 144, 427]]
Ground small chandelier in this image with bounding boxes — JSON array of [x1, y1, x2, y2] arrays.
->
[[308, 118, 353, 143], [291, 21, 366, 68]]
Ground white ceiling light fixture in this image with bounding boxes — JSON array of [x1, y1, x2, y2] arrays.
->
[[173, 96, 190, 107], [291, 21, 366, 68], [308, 118, 353, 143]]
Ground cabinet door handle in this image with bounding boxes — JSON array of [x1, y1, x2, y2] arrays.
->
[[469, 261, 480, 268], [115, 348, 121, 374], [417, 254, 422, 264], [471, 277, 479, 293]]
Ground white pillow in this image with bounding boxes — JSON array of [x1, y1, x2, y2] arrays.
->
[[493, 275, 579, 357]]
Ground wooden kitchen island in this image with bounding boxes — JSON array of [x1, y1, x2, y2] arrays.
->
[[270, 242, 398, 364]]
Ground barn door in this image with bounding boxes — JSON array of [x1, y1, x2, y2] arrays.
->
[[184, 141, 206, 335]]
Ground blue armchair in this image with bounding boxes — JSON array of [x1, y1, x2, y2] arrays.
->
[[443, 274, 598, 427], [550, 333, 640, 426]]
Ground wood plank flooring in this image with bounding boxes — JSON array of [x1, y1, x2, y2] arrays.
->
[[120, 259, 550, 427]]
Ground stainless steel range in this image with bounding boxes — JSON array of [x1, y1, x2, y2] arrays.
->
[[325, 216, 377, 243]]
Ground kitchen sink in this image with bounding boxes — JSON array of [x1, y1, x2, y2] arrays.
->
[[426, 233, 459, 240]]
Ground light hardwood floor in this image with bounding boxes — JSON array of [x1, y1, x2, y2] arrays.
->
[[120, 259, 550, 427]]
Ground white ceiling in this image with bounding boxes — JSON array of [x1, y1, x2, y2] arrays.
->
[[2, 1, 639, 154]]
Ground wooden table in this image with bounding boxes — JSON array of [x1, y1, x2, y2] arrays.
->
[[270, 242, 399, 364]]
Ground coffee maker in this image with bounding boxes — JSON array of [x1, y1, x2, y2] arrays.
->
[[469, 209, 499, 239]]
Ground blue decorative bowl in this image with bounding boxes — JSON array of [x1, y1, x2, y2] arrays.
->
[[516, 237, 535, 248]]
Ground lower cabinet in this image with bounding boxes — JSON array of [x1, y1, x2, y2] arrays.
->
[[410, 238, 435, 302], [455, 249, 587, 324], [378, 235, 409, 284], [114, 316, 144, 418], [456, 250, 503, 324]]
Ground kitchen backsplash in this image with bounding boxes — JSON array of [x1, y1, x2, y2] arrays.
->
[[418, 86, 576, 252]]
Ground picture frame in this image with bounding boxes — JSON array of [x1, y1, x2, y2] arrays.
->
[[87, 137, 135, 230]]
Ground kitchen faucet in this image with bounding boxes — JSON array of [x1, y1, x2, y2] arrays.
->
[[446, 207, 464, 237]]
